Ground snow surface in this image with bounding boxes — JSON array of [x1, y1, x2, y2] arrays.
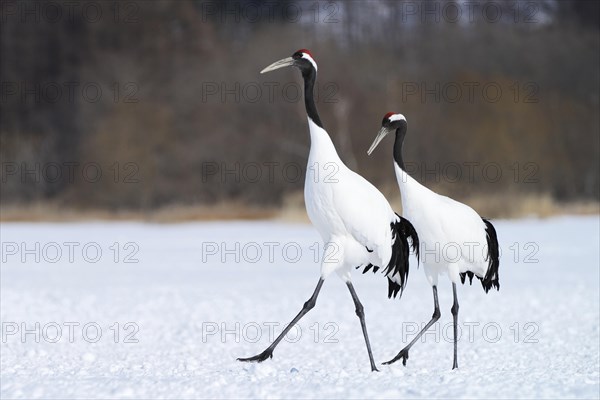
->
[[1, 216, 599, 399]]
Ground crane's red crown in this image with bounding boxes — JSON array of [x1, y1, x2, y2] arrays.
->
[[296, 49, 314, 60], [384, 112, 395, 120]]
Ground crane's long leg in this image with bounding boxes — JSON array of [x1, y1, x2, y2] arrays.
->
[[237, 278, 324, 363], [383, 285, 440, 366], [451, 282, 459, 370], [346, 282, 379, 372]]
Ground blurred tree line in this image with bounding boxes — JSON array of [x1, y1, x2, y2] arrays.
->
[[1, 0, 598, 214]]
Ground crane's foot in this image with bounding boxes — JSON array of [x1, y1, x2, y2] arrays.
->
[[237, 349, 273, 363], [382, 348, 409, 366]]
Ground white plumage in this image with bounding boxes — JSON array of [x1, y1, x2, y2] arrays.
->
[[304, 118, 398, 281], [238, 51, 417, 372], [395, 163, 490, 286], [368, 112, 500, 370]]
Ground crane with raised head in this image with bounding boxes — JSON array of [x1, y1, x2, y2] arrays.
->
[[367, 112, 500, 370], [237, 51, 418, 372]]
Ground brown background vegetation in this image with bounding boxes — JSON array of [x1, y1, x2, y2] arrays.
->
[[1, 0, 599, 219]]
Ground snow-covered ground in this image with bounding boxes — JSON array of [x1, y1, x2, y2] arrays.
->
[[1, 216, 598, 399]]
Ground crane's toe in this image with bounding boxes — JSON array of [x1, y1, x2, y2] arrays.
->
[[382, 348, 409, 366], [237, 349, 273, 363]]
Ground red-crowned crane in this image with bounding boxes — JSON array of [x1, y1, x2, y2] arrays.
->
[[367, 112, 500, 370], [237, 51, 418, 372]]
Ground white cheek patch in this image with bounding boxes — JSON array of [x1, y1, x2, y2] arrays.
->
[[302, 53, 318, 71], [389, 114, 406, 122]]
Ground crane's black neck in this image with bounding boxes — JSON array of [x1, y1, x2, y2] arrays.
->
[[393, 122, 407, 171], [302, 68, 323, 128]]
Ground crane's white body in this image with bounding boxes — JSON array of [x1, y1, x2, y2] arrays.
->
[[366, 112, 498, 369], [240, 50, 413, 370], [305, 118, 399, 281], [394, 164, 488, 286]]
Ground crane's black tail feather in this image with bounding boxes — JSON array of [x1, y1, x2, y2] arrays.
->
[[356, 214, 419, 299], [481, 218, 500, 292], [459, 218, 500, 293], [359, 263, 380, 274], [383, 214, 419, 299]]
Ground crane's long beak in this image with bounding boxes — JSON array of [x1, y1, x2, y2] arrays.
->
[[367, 127, 390, 155], [260, 57, 295, 74]]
